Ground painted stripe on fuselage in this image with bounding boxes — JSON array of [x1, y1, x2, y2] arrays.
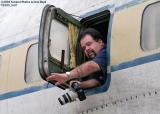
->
[[0, 36, 38, 52], [0, 83, 54, 100], [115, 0, 145, 11], [0, 0, 152, 101], [111, 53, 160, 72], [0, 52, 160, 100]]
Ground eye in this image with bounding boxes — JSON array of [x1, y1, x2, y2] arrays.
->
[[86, 42, 92, 46]]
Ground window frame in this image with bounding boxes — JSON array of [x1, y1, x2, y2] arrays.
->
[[38, 5, 81, 89], [140, 1, 160, 51], [24, 43, 43, 83], [38, 4, 112, 93], [78, 9, 111, 95]]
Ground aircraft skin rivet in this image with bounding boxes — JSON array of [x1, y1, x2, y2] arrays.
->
[[155, 91, 157, 94], [101, 105, 104, 109]]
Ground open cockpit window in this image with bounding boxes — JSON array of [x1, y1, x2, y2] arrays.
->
[[38, 4, 111, 92], [80, 10, 110, 43], [39, 5, 81, 89], [77, 9, 111, 94]]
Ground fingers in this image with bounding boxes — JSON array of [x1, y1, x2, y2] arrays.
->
[[46, 75, 62, 86], [55, 82, 61, 86], [47, 76, 62, 86], [51, 73, 59, 75], [47, 73, 61, 80], [46, 75, 56, 81], [46, 73, 67, 85]]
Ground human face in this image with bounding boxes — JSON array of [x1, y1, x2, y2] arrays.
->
[[80, 34, 104, 59]]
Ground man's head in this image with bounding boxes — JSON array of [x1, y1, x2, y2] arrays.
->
[[80, 28, 104, 59]]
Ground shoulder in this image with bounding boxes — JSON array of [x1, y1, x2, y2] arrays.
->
[[92, 45, 107, 64], [96, 44, 107, 58]]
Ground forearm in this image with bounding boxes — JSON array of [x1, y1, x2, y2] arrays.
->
[[80, 79, 100, 89], [69, 61, 100, 79]]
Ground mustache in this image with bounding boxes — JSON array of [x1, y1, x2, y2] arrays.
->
[[86, 50, 96, 58]]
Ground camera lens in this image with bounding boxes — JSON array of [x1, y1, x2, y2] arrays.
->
[[58, 91, 78, 105], [58, 82, 86, 105], [58, 94, 69, 105]]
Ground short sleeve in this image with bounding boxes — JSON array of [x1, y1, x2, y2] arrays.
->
[[92, 46, 107, 77]]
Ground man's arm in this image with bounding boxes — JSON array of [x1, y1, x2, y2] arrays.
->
[[46, 61, 100, 85], [70, 61, 100, 79], [69, 79, 101, 89], [80, 79, 101, 89]]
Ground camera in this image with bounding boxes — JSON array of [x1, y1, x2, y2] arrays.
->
[[58, 82, 86, 105]]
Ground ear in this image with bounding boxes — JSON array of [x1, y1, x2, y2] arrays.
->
[[97, 39, 103, 44], [97, 39, 104, 47]]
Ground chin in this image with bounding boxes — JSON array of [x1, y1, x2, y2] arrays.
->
[[89, 55, 96, 59]]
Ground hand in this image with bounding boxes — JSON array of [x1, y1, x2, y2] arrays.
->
[[46, 73, 68, 85], [69, 80, 81, 90]]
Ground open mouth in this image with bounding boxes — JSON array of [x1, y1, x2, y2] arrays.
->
[[88, 51, 96, 58]]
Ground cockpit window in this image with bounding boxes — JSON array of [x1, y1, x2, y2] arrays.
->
[[141, 2, 160, 51], [25, 44, 42, 83]]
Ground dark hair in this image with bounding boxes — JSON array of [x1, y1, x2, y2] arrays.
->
[[79, 28, 103, 42]]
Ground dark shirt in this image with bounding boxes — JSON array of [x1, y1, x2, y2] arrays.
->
[[92, 45, 107, 84], [82, 45, 107, 84]]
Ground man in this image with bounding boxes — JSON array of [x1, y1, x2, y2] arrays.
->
[[47, 28, 107, 89]]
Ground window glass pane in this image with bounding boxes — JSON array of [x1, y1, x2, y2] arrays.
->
[[25, 44, 42, 83], [49, 20, 70, 65], [141, 2, 160, 51]]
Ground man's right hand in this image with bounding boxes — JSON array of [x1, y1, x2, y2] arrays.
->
[[69, 80, 81, 89], [46, 73, 68, 85]]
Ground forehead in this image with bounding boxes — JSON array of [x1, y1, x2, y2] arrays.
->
[[80, 34, 95, 45]]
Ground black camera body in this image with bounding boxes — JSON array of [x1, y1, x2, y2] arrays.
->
[[58, 82, 86, 105], [71, 82, 86, 101]]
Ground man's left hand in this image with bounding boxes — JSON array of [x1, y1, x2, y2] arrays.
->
[[46, 73, 68, 85]]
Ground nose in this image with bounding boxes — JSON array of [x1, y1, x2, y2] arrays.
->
[[85, 46, 90, 51]]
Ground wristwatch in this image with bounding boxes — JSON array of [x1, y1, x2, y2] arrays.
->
[[66, 72, 71, 80]]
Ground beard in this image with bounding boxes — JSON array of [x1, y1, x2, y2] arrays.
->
[[86, 50, 97, 59]]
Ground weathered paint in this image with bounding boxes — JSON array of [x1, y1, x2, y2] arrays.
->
[[0, 0, 160, 114]]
